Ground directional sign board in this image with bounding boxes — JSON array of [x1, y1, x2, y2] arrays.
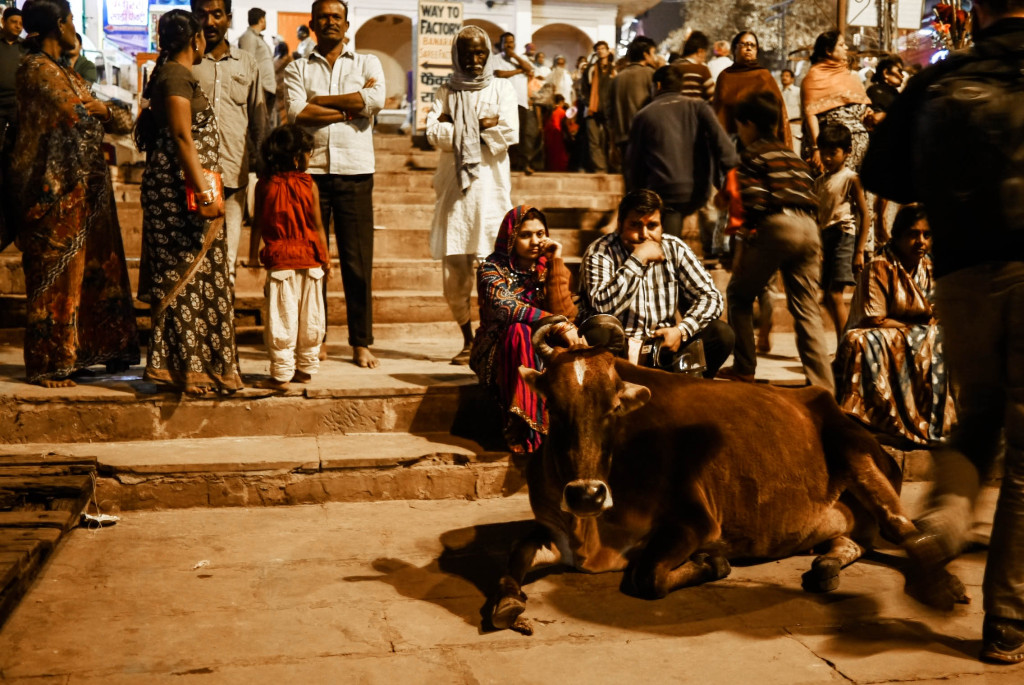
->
[[848, 0, 925, 29], [415, 1, 463, 132]]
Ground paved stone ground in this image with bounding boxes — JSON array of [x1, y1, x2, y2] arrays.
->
[[0, 484, 1019, 684]]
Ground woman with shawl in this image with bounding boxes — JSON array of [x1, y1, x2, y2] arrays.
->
[[712, 31, 791, 147], [427, 25, 519, 364], [835, 205, 956, 446], [10, 0, 138, 387], [470, 206, 578, 453], [800, 31, 873, 173]]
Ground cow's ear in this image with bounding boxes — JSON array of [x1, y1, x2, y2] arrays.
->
[[616, 382, 650, 416], [519, 367, 547, 398]]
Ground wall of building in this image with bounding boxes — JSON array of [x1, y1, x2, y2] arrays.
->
[[85, 0, 618, 100]]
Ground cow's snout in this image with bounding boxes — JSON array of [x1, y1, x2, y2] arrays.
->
[[562, 480, 613, 516]]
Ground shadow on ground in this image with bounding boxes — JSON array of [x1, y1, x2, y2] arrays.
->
[[342, 520, 979, 661]]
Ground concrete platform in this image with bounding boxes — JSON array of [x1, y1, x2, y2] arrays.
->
[[0, 483, 1016, 684], [0, 333, 939, 513]]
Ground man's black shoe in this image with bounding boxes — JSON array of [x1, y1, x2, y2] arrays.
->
[[981, 615, 1024, 664]]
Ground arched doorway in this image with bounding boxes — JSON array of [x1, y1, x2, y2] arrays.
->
[[463, 18, 504, 52], [354, 14, 413, 107], [532, 23, 593, 66]]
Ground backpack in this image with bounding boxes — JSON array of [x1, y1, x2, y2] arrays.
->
[[918, 44, 1024, 231]]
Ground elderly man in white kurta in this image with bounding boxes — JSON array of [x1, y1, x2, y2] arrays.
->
[[427, 25, 519, 365]]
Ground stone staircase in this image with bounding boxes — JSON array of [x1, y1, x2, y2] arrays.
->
[[0, 134, 630, 512], [0, 135, 623, 342]]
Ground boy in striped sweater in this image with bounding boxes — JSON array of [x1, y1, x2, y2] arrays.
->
[[719, 92, 834, 391]]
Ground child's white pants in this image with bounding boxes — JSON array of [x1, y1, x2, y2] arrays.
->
[[264, 267, 326, 381]]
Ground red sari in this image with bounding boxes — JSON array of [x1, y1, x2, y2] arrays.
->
[[469, 206, 576, 452], [544, 106, 570, 172]]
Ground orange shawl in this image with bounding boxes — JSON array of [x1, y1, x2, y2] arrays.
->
[[800, 59, 871, 118], [711, 65, 791, 147]]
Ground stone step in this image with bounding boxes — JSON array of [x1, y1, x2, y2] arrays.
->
[[0, 433, 522, 511], [370, 170, 624, 194], [0, 354, 501, 446], [0, 290, 471, 329], [0, 254, 447, 297], [0, 431, 934, 513]]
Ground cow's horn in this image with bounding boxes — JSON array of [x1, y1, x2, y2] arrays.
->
[[532, 315, 568, 362]]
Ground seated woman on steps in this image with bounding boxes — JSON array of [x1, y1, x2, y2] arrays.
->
[[470, 206, 578, 453], [834, 204, 956, 446]]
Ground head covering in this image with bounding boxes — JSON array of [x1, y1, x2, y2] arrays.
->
[[490, 205, 549, 282], [800, 58, 871, 118], [448, 25, 494, 192], [712, 66, 793, 146]]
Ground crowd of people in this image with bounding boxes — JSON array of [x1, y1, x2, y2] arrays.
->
[[0, 0, 1023, 663]]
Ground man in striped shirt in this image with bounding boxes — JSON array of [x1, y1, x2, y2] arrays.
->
[[579, 189, 735, 378], [720, 92, 833, 390]]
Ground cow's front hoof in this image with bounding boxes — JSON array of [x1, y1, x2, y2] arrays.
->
[[705, 554, 731, 581], [491, 593, 528, 631], [802, 557, 841, 593], [622, 563, 666, 600]]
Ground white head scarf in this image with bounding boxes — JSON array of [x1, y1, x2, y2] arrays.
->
[[447, 25, 494, 192]]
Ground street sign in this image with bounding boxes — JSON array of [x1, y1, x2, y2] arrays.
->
[[848, 0, 925, 30], [897, 1, 925, 30], [414, 0, 463, 133]]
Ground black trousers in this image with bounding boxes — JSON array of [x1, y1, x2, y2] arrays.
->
[[313, 173, 374, 347], [580, 315, 734, 379], [511, 105, 541, 171], [670, 319, 734, 379], [660, 199, 706, 239]]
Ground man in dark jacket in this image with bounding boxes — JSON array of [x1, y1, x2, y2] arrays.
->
[[626, 65, 739, 238], [861, 0, 1024, 664], [608, 36, 658, 166], [582, 41, 615, 173]]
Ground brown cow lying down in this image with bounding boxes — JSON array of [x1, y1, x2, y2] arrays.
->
[[491, 321, 969, 631]]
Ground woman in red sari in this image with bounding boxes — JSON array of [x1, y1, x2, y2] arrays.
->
[[470, 205, 578, 453]]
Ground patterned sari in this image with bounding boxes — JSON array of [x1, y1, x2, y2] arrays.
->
[[141, 71, 242, 392], [10, 53, 138, 382], [470, 205, 575, 453], [835, 246, 956, 445]]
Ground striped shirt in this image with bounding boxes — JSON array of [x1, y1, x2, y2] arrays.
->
[[737, 138, 817, 226], [579, 233, 724, 339], [671, 59, 714, 101]]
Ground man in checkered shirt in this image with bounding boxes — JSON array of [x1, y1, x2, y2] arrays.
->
[[578, 189, 734, 378]]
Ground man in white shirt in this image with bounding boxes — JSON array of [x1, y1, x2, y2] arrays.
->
[[426, 26, 518, 364], [489, 32, 537, 174], [779, 68, 802, 154], [238, 7, 277, 125], [295, 24, 315, 59], [533, 51, 551, 80], [285, 0, 385, 368], [706, 40, 733, 83], [192, 0, 267, 290]]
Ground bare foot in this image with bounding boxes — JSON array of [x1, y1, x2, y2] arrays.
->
[[318, 346, 328, 362], [37, 377, 76, 388], [291, 370, 313, 383], [353, 346, 379, 369], [183, 385, 210, 397]]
